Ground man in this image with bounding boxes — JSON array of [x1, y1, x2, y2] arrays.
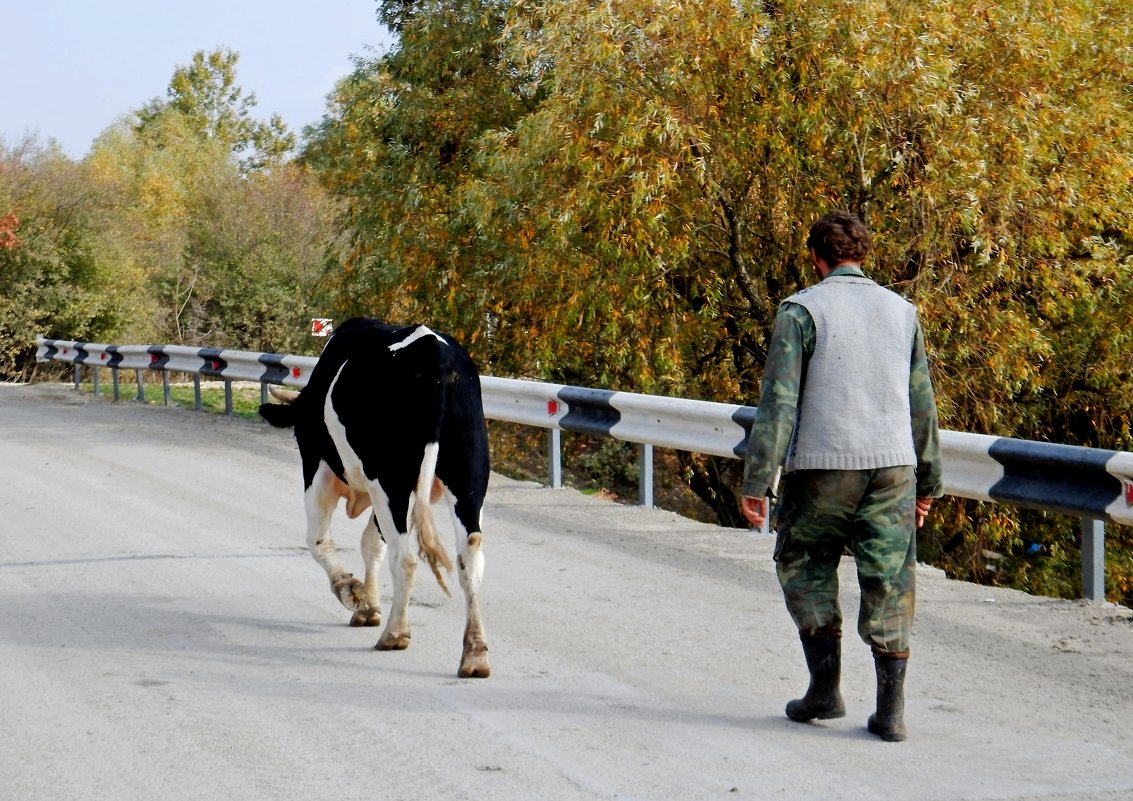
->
[[740, 210, 943, 742]]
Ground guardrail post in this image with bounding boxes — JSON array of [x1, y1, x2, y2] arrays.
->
[[1081, 517, 1105, 603], [224, 379, 234, 416], [72, 365, 80, 390], [93, 366, 100, 396], [260, 382, 269, 406], [162, 371, 171, 406], [548, 428, 562, 488], [134, 369, 144, 402], [111, 368, 120, 401], [639, 443, 654, 508], [193, 375, 202, 410]]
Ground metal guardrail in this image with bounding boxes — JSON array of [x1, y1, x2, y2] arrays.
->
[[36, 335, 1133, 602]]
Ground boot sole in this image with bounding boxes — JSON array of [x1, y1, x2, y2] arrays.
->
[[786, 702, 846, 722]]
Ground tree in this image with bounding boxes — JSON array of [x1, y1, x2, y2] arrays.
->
[[84, 114, 334, 353], [305, 0, 1133, 599], [480, 0, 1133, 534], [136, 47, 295, 173], [301, 0, 542, 347], [0, 136, 149, 379]]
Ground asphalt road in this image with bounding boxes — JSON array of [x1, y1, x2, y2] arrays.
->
[[2, 382, 1133, 801]]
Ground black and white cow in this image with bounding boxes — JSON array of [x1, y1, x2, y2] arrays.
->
[[259, 318, 491, 678]]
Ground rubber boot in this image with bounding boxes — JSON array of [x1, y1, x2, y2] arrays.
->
[[867, 654, 908, 742], [785, 634, 846, 722]]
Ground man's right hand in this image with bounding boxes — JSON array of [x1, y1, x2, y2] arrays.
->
[[915, 497, 933, 528]]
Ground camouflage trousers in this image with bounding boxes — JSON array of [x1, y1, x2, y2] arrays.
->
[[772, 466, 917, 655]]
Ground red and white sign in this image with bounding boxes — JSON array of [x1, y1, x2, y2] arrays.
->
[[310, 318, 334, 337]]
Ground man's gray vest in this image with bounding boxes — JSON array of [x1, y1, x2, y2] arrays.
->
[[785, 274, 918, 472]]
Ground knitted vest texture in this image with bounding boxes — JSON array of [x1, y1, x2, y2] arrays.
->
[[785, 275, 918, 471]]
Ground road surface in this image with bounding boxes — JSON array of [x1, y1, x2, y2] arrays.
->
[[2, 382, 1132, 801]]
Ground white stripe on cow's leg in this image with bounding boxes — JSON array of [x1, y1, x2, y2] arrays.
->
[[306, 462, 365, 613], [446, 489, 490, 678], [350, 514, 385, 627]]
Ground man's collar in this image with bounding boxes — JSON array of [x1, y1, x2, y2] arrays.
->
[[826, 264, 866, 278]]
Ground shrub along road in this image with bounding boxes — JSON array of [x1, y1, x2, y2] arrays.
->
[[2, 382, 1132, 801]]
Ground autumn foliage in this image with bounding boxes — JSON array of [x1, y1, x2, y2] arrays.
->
[[0, 213, 18, 250], [303, 0, 1133, 602]]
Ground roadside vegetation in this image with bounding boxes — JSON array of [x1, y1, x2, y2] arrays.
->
[[5, 0, 1132, 605]]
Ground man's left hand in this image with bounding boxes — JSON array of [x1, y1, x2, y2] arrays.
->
[[741, 496, 767, 528]]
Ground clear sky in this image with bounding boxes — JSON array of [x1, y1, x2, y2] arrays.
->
[[1, 0, 395, 159]]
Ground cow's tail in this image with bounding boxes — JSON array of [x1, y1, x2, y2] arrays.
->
[[412, 443, 453, 596]]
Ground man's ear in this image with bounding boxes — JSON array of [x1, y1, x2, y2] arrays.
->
[[810, 248, 829, 277]]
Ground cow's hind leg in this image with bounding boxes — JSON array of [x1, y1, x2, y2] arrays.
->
[[306, 463, 367, 614], [456, 531, 490, 678], [371, 494, 416, 651], [448, 495, 490, 678], [350, 514, 385, 627]]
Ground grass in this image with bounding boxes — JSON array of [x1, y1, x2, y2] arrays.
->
[[79, 377, 267, 419]]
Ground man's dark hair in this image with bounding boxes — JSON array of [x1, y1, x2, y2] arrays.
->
[[806, 210, 872, 267]]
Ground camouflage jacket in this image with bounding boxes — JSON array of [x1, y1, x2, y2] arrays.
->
[[741, 266, 944, 500]]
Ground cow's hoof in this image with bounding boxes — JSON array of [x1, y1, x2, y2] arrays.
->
[[458, 659, 491, 679], [349, 608, 381, 627], [374, 631, 411, 651], [458, 645, 491, 678], [331, 574, 365, 611]]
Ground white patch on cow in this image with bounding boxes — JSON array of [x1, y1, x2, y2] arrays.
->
[[323, 363, 367, 487], [388, 325, 447, 352]]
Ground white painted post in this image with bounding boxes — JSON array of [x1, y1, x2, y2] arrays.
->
[[548, 428, 562, 488], [639, 443, 654, 508]]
